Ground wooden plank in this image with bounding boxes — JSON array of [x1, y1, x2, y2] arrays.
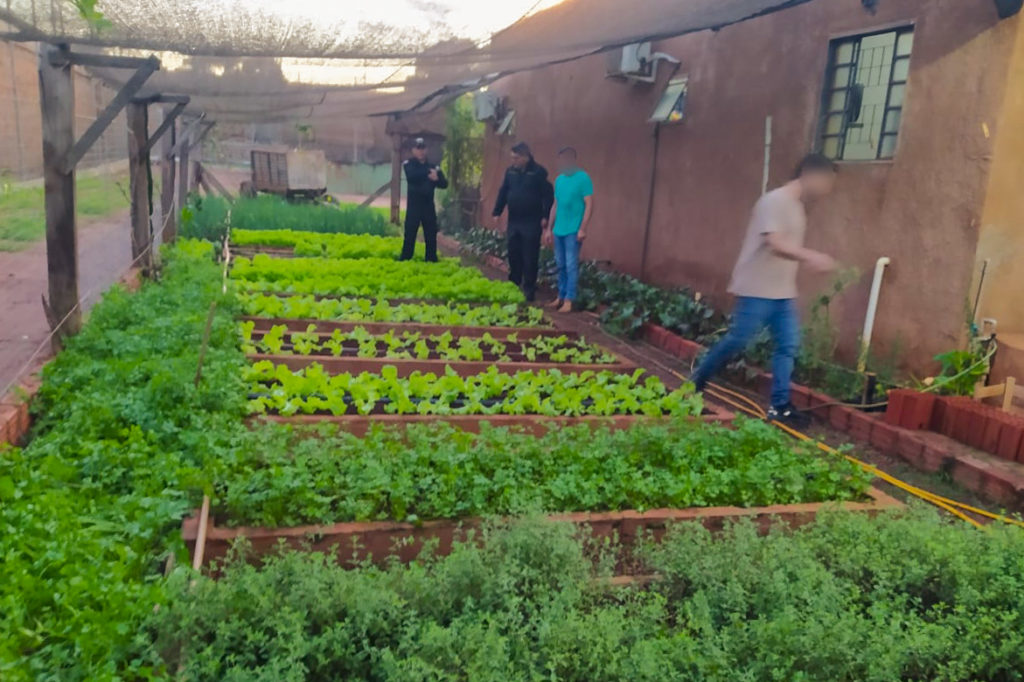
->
[[140, 100, 185, 155], [58, 50, 159, 70], [390, 133, 402, 225], [160, 105, 178, 243], [358, 180, 391, 208], [37, 44, 81, 341], [202, 165, 235, 201], [61, 58, 159, 174], [126, 101, 151, 267]]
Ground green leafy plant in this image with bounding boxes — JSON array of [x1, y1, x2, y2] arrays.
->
[[245, 363, 702, 417], [242, 323, 616, 364], [211, 417, 869, 527], [237, 293, 546, 327], [232, 254, 525, 303], [145, 510, 1024, 680]]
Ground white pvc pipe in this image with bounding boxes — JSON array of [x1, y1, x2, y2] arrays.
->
[[858, 256, 891, 372]]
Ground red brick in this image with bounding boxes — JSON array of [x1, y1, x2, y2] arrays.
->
[[901, 392, 937, 431], [996, 423, 1023, 462], [0, 405, 16, 444], [951, 402, 975, 444], [848, 410, 875, 443], [790, 384, 813, 410], [980, 414, 1005, 455], [966, 407, 991, 451], [829, 405, 852, 432], [884, 389, 908, 427], [894, 431, 925, 467], [930, 398, 948, 432], [870, 421, 900, 454], [919, 442, 949, 473]]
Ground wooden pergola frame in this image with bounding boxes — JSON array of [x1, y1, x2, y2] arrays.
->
[[37, 44, 204, 344]]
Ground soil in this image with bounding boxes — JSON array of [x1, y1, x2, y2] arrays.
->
[[0, 209, 133, 393]]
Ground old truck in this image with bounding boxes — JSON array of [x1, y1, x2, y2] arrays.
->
[[247, 147, 327, 199]]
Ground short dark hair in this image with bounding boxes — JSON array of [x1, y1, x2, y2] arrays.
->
[[511, 141, 532, 157], [557, 146, 577, 159], [794, 153, 838, 178]]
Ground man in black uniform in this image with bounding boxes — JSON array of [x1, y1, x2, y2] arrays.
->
[[400, 137, 448, 262], [491, 142, 553, 301]]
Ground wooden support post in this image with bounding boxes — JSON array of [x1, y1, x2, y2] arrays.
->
[[178, 124, 192, 217], [37, 44, 81, 341], [161, 106, 178, 243], [127, 101, 152, 268], [390, 134, 402, 225], [190, 159, 202, 194]]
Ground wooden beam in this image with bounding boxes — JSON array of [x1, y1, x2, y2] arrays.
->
[[132, 94, 190, 105], [53, 50, 159, 71], [390, 134, 402, 225], [61, 57, 159, 173], [127, 101, 152, 268], [37, 44, 81, 341], [359, 180, 391, 208], [161, 106, 178, 243], [169, 117, 203, 157], [140, 101, 185, 155], [202, 165, 235, 202]]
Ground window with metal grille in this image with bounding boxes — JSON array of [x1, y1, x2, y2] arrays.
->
[[819, 27, 913, 161]]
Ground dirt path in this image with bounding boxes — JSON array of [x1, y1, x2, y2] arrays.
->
[[0, 212, 132, 392]]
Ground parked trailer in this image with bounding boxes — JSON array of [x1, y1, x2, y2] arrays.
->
[[248, 148, 327, 199]]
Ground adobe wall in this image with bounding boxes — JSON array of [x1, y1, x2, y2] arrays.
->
[[482, 0, 1018, 373]]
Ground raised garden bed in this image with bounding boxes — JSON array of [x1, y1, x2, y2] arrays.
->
[[182, 487, 901, 569], [241, 316, 565, 339], [257, 410, 733, 435], [237, 292, 549, 328], [249, 353, 637, 377]]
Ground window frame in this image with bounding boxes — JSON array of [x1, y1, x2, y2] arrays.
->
[[817, 25, 914, 162]]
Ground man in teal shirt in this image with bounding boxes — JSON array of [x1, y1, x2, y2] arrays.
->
[[545, 147, 594, 313]]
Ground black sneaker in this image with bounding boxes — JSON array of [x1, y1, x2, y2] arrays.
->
[[767, 402, 810, 428]]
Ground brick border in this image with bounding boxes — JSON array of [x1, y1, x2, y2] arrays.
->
[[182, 486, 901, 569], [639, 322, 1024, 511]]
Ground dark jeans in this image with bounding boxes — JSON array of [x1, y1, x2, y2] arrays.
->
[[507, 219, 542, 300], [690, 296, 800, 407], [400, 203, 438, 262]]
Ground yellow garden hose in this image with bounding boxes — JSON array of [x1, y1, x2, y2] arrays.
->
[[651, 359, 1024, 530]]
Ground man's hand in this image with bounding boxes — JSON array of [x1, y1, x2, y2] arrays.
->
[[577, 229, 586, 243], [427, 169, 439, 182], [493, 214, 505, 232], [542, 230, 554, 248], [803, 250, 837, 273], [540, 218, 548, 230]]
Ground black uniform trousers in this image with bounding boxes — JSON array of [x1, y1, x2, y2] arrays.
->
[[400, 201, 439, 262], [507, 219, 543, 301]]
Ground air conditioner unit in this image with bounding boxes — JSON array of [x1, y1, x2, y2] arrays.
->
[[473, 91, 500, 121], [606, 42, 652, 80]]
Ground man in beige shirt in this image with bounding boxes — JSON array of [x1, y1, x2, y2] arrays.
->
[[690, 153, 838, 424]]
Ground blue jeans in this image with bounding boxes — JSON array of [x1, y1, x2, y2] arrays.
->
[[690, 296, 800, 407], [554, 233, 580, 300]]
